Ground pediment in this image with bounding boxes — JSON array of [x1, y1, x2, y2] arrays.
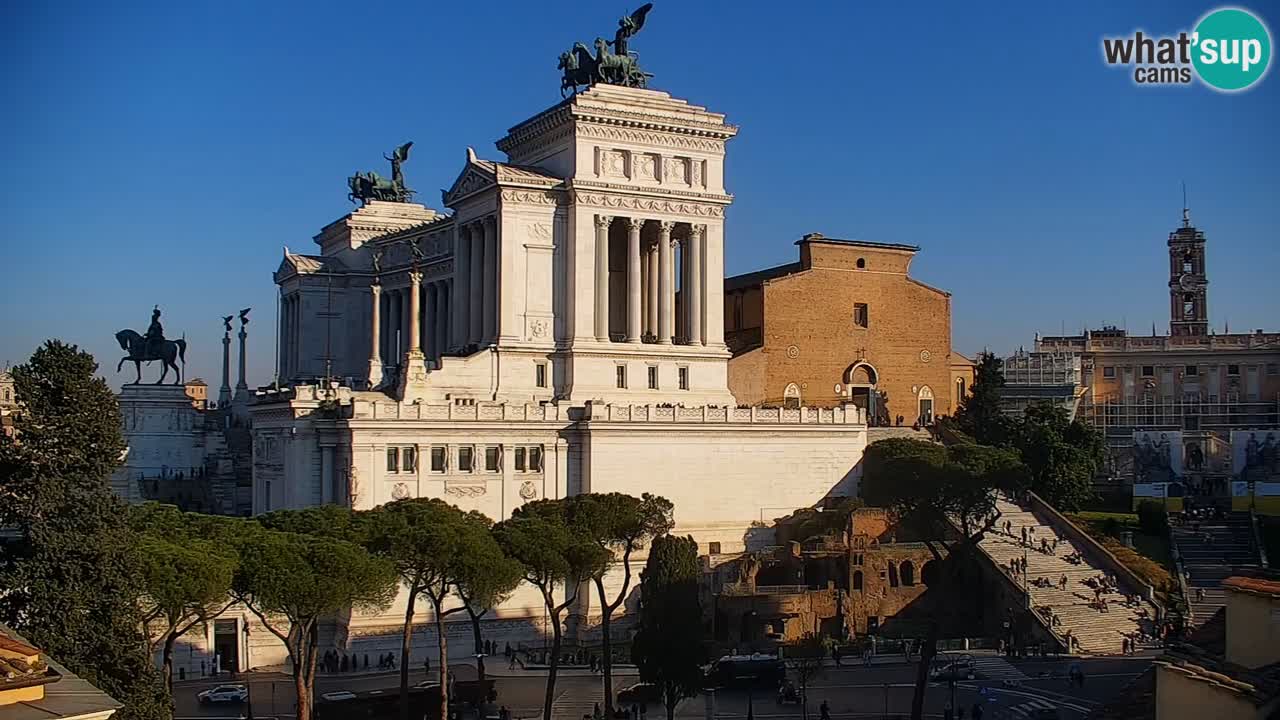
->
[[442, 149, 497, 207]]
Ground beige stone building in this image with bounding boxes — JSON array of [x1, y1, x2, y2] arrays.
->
[[724, 233, 957, 425], [1151, 576, 1280, 719]]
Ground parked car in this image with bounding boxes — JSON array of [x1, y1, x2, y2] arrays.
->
[[616, 682, 662, 707], [197, 684, 248, 704], [320, 691, 357, 702]]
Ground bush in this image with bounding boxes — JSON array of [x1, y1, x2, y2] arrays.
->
[[1136, 500, 1169, 536]]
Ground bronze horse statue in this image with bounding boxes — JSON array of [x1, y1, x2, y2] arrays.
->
[[115, 329, 187, 384]]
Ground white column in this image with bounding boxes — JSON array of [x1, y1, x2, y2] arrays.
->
[[594, 215, 612, 341], [688, 225, 704, 346], [453, 225, 470, 350], [626, 217, 643, 343], [646, 242, 658, 338], [705, 222, 727, 347], [407, 272, 422, 360], [657, 220, 674, 344], [437, 281, 450, 361], [320, 445, 334, 504], [368, 284, 383, 386], [482, 217, 498, 344], [468, 223, 484, 345], [423, 282, 437, 360]]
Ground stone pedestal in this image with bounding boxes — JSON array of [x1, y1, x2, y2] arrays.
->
[[111, 384, 206, 504]]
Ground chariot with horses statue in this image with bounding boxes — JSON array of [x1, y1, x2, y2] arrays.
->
[[348, 141, 415, 205], [558, 4, 655, 97], [116, 306, 187, 384]]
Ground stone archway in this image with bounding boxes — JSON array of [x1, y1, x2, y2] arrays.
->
[[844, 362, 879, 422], [917, 385, 934, 425], [783, 383, 801, 409]]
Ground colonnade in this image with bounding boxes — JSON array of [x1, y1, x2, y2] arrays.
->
[[366, 275, 452, 386], [594, 215, 709, 346], [452, 216, 499, 350]]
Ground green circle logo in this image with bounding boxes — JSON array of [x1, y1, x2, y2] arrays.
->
[[1192, 7, 1272, 91]]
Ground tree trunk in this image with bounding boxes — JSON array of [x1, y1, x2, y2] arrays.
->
[[162, 631, 177, 696], [910, 623, 940, 720], [435, 601, 449, 720], [468, 608, 486, 681], [400, 586, 418, 720], [304, 632, 319, 720], [596, 578, 616, 715], [543, 607, 563, 720]]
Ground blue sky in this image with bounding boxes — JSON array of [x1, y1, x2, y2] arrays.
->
[[2, 0, 1277, 388]]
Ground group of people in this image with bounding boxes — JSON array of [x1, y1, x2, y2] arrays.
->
[[320, 649, 393, 674]]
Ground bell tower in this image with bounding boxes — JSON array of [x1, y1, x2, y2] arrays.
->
[[1167, 200, 1208, 337]]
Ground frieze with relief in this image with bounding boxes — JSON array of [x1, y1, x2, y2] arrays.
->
[[570, 192, 723, 218]]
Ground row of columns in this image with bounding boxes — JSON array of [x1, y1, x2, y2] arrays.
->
[[452, 216, 499, 350], [594, 215, 709, 346], [280, 293, 303, 379], [367, 276, 451, 386]]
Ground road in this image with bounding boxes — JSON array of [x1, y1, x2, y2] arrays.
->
[[173, 656, 1150, 719]]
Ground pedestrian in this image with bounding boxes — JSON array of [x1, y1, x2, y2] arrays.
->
[[424, 655, 431, 674], [500, 706, 511, 720], [594, 702, 603, 720], [820, 699, 831, 720], [509, 652, 517, 670], [972, 701, 984, 719], [833, 644, 842, 667], [342, 654, 349, 672]]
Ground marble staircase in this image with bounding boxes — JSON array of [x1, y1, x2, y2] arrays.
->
[[1171, 512, 1259, 625], [976, 496, 1159, 655]]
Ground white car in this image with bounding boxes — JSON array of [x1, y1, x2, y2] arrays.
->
[[197, 684, 248, 704]]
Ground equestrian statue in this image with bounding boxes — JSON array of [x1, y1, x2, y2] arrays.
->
[[559, 4, 654, 97], [348, 141, 415, 205], [115, 306, 187, 385]]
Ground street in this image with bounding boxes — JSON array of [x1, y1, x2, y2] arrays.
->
[[172, 655, 1150, 719]]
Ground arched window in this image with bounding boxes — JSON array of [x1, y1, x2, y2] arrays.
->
[[901, 561, 915, 586], [888, 562, 899, 588], [783, 383, 801, 410], [852, 570, 863, 591], [955, 377, 966, 403]]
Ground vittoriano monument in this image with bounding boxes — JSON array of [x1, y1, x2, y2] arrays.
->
[[347, 141, 415, 205], [116, 306, 187, 384], [558, 3, 654, 96]]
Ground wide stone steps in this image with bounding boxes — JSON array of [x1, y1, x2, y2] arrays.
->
[[1170, 515, 1260, 626], [975, 497, 1158, 656]]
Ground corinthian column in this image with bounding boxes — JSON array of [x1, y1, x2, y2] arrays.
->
[[657, 220, 674, 345], [626, 218, 643, 343], [452, 225, 470, 350], [646, 243, 658, 337], [688, 225, 704, 346], [482, 216, 497, 344], [407, 271, 422, 359], [368, 282, 383, 387], [594, 215, 612, 342], [468, 223, 484, 345]]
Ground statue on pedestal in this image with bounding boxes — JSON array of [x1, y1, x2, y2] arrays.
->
[[347, 142, 415, 205], [558, 4, 654, 96], [115, 306, 187, 384]]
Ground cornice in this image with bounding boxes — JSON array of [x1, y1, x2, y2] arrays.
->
[[569, 190, 725, 218]]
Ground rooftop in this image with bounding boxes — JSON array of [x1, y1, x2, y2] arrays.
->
[[0, 624, 121, 720], [795, 232, 919, 252]]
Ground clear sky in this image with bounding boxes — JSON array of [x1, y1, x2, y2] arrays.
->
[[2, 0, 1277, 389]]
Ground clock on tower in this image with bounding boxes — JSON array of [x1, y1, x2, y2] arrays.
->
[[1168, 205, 1208, 337]]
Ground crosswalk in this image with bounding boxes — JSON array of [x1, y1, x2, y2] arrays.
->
[[971, 656, 1027, 682], [551, 681, 604, 719], [998, 698, 1059, 719]]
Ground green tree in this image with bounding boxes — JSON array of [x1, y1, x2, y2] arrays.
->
[[861, 438, 1028, 720], [0, 341, 170, 720], [495, 501, 609, 720], [953, 351, 1012, 446], [1011, 402, 1103, 511], [574, 492, 674, 714], [132, 504, 237, 695], [631, 534, 704, 720], [364, 499, 512, 720], [452, 514, 522, 683], [233, 520, 397, 720]]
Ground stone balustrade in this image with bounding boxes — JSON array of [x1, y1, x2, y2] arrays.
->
[[581, 402, 866, 425]]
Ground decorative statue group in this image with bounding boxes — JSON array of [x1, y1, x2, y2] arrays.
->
[[559, 4, 654, 96], [116, 306, 188, 385], [348, 141, 415, 205]]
